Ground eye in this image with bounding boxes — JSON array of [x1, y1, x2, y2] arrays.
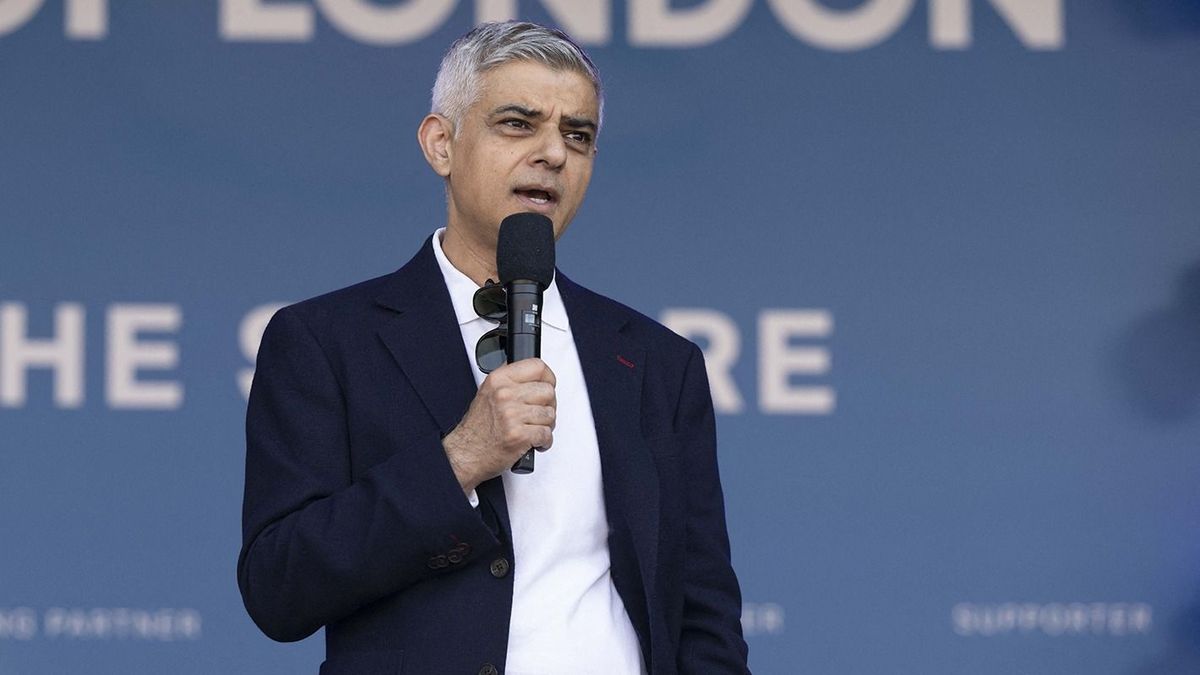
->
[[500, 118, 532, 131], [565, 131, 593, 147]]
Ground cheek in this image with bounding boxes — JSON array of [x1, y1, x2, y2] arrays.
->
[[569, 172, 593, 202], [574, 157, 595, 182]]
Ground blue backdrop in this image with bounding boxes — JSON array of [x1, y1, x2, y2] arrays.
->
[[2, 1, 1199, 673]]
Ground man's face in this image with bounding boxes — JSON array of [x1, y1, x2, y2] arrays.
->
[[441, 60, 599, 249]]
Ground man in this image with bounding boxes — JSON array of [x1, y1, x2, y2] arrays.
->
[[238, 21, 749, 675]]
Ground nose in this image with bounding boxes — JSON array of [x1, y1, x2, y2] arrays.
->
[[530, 128, 567, 170]]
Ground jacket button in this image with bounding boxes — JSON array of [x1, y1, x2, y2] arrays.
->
[[426, 554, 448, 569], [489, 557, 510, 578], [448, 541, 470, 564], [479, 664, 499, 675]]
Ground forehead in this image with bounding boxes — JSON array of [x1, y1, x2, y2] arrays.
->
[[475, 60, 598, 117]]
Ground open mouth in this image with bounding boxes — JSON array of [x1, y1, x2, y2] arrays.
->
[[514, 188, 557, 207]]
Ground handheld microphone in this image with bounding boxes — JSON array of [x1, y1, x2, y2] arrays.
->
[[497, 213, 555, 475]]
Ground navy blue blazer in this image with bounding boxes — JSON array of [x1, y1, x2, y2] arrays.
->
[[238, 239, 749, 674]]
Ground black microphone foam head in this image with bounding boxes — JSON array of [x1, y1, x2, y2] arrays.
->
[[497, 213, 556, 287]]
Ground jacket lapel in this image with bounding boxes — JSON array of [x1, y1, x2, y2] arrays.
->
[[373, 237, 478, 435], [373, 238, 513, 538], [559, 273, 661, 598]]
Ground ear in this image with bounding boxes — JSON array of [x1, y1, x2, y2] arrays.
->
[[417, 113, 454, 177]]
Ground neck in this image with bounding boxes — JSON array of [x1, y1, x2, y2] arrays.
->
[[441, 225, 497, 286]]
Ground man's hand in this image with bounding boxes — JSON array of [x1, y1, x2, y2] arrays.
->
[[442, 358, 557, 494]]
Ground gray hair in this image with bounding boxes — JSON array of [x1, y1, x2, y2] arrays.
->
[[431, 21, 604, 135]]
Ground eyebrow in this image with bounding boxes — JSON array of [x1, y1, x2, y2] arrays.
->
[[492, 104, 540, 118], [491, 104, 597, 132], [562, 115, 597, 132]]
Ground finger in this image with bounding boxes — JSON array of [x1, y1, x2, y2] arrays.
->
[[525, 426, 552, 451], [479, 367, 514, 393], [500, 358, 548, 382], [539, 362, 556, 387], [518, 381, 556, 407], [520, 404, 555, 429]]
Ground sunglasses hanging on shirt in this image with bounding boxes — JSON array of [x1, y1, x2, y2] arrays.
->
[[472, 280, 508, 374]]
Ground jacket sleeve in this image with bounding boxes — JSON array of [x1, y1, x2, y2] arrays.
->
[[236, 306, 499, 642], [676, 344, 752, 673]]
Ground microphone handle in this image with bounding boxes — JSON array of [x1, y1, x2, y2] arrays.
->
[[506, 280, 543, 474]]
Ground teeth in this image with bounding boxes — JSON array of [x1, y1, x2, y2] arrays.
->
[[520, 189, 551, 205]]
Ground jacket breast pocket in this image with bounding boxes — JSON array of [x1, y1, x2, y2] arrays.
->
[[319, 651, 404, 675]]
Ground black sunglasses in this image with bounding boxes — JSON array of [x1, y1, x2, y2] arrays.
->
[[473, 280, 507, 374]]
